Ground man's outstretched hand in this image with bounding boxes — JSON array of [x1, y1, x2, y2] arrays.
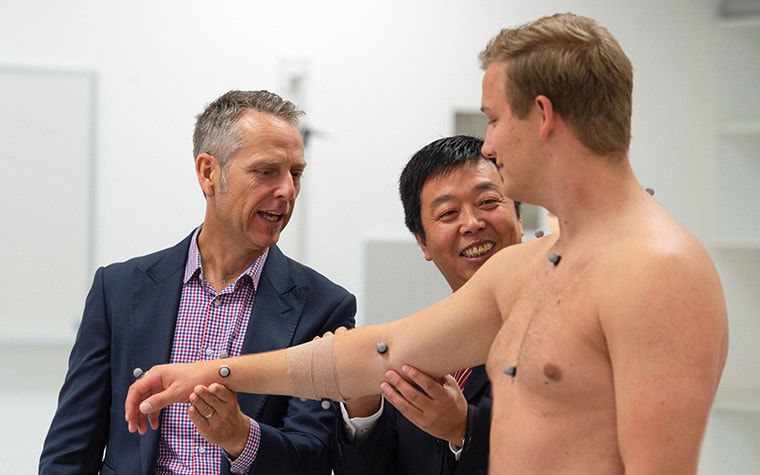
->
[[125, 360, 214, 434]]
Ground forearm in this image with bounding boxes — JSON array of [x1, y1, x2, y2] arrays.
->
[[214, 317, 470, 401]]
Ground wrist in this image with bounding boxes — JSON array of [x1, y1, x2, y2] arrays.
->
[[223, 417, 251, 460], [451, 403, 475, 449]]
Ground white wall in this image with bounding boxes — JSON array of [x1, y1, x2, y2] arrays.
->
[[2, 0, 752, 474], [0, 0, 721, 314]]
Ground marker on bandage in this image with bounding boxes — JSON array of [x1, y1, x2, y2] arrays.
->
[[286, 334, 345, 402]]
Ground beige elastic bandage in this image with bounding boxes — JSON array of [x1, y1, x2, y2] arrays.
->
[[286, 334, 345, 402]]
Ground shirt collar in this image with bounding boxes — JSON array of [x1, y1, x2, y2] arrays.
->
[[184, 225, 269, 291]]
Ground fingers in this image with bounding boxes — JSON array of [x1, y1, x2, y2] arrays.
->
[[385, 366, 446, 401], [381, 367, 431, 415], [190, 384, 240, 421], [189, 389, 216, 422], [381, 366, 468, 443], [400, 365, 448, 396], [313, 326, 349, 341], [188, 384, 249, 454], [440, 373, 459, 388], [190, 384, 230, 416], [148, 412, 160, 431], [205, 382, 236, 401], [380, 366, 456, 416], [125, 374, 163, 434], [139, 392, 170, 417], [125, 362, 198, 434], [126, 388, 174, 434]]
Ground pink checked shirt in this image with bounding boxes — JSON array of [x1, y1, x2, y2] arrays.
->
[[154, 227, 267, 474]]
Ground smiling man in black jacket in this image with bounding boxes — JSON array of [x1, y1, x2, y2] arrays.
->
[[331, 135, 523, 475]]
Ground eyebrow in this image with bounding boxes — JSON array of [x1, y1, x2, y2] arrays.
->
[[252, 158, 307, 169]]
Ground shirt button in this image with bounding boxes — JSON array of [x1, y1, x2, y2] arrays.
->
[[205, 347, 214, 356], [213, 299, 222, 308], [198, 446, 206, 454]]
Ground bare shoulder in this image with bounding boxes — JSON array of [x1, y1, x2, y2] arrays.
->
[[599, 215, 728, 374], [472, 236, 549, 284], [464, 235, 555, 319], [617, 219, 721, 298], [593, 210, 729, 468], [604, 216, 724, 311]]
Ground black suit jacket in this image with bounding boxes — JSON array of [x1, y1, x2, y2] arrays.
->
[[332, 365, 491, 475], [39, 233, 356, 474]]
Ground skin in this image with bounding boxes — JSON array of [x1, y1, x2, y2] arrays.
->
[[415, 159, 523, 291], [189, 109, 306, 457], [478, 62, 728, 473], [196, 110, 305, 291], [345, 159, 523, 447], [126, 62, 728, 475]]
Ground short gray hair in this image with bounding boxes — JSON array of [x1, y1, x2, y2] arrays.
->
[[192, 90, 304, 169]]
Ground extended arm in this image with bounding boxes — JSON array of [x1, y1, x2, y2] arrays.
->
[[125, 268, 503, 435]]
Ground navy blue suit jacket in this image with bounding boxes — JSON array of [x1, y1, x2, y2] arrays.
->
[[331, 365, 491, 475], [39, 233, 356, 474]]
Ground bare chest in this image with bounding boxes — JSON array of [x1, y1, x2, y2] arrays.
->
[[486, 254, 614, 408], [484, 254, 621, 470]]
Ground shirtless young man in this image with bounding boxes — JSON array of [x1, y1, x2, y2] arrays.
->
[[126, 13, 728, 474]]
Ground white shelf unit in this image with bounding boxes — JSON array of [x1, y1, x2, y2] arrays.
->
[[714, 17, 760, 246], [702, 15, 760, 475]]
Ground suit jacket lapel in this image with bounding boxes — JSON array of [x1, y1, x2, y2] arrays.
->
[[238, 245, 306, 417], [128, 234, 192, 474]]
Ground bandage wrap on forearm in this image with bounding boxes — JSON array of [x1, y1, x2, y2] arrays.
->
[[286, 334, 344, 401]]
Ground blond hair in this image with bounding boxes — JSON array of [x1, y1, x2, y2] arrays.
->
[[479, 13, 633, 156]]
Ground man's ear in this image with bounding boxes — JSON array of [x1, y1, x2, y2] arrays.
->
[[535, 94, 555, 141], [196, 153, 218, 197], [414, 233, 433, 262]]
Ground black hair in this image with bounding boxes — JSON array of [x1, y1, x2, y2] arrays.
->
[[399, 135, 520, 240]]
